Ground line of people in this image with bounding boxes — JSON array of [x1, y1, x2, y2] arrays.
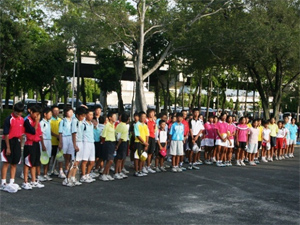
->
[[0, 103, 298, 192]]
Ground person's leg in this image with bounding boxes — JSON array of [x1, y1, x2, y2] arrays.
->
[[147, 154, 152, 167], [81, 161, 87, 176], [172, 156, 176, 167], [176, 155, 180, 167], [134, 159, 139, 172], [160, 157, 164, 167], [216, 145, 221, 162], [30, 167, 36, 182], [104, 160, 113, 175], [36, 165, 41, 177], [1, 162, 9, 181], [23, 165, 29, 183], [87, 161, 95, 175], [64, 154, 70, 171]]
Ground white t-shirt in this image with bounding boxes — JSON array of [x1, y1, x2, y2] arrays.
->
[[276, 128, 286, 138], [262, 128, 271, 142], [189, 119, 204, 136], [155, 129, 167, 143]]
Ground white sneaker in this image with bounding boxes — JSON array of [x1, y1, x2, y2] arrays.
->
[[160, 167, 167, 172], [72, 178, 82, 186], [53, 170, 59, 176], [10, 183, 21, 191], [177, 167, 182, 172], [99, 174, 109, 181], [80, 175, 92, 183], [212, 157, 217, 163], [282, 155, 285, 159], [31, 181, 45, 188], [236, 160, 241, 166], [134, 172, 143, 177], [142, 167, 148, 174], [62, 178, 74, 187], [120, 172, 128, 179], [172, 167, 177, 173], [99, 168, 104, 174], [21, 182, 32, 190], [106, 174, 115, 181], [37, 175, 47, 182], [192, 164, 200, 170], [285, 154, 289, 158], [140, 172, 148, 176], [86, 175, 96, 182], [121, 168, 130, 174], [44, 175, 53, 181], [58, 171, 66, 179], [114, 173, 123, 180], [249, 161, 257, 166], [110, 166, 115, 172], [279, 156, 282, 160], [20, 172, 24, 180], [241, 161, 246, 166], [1, 183, 18, 193], [90, 172, 99, 178], [261, 157, 268, 163], [47, 171, 52, 176], [275, 156, 279, 161], [147, 167, 156, 174], [187, 165, 193, 170], [155, 167, 161, 172]]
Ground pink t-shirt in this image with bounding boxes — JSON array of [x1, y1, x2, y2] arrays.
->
[[248, 127, 259, 144], [228, 123, 236, 140], [215, 121, 229, 139], [212, 123, 218, 140], [204, 122, 215, 139], [237, 124, 249, 142]]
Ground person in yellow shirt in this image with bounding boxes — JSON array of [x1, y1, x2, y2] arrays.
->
[[100, 112, 116, 181], [268, 117, 278, 161], [114, 113, 130, 180], [50, 106, 64, 177], [255, 118, 264, 164]]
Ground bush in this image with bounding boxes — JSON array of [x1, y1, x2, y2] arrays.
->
[[0, 109, 13, 129]]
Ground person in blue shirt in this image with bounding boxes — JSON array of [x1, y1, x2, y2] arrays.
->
[[58, 106, 74, 178], [168, 113, 185, 173], [39, 107, 53, 181], [62, 106, 86, 187], [80, 109, 96, 183], [288, 118, 298, 158]]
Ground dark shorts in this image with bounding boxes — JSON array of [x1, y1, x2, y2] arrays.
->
[[135, 142, 144, 158], [155, 143, 166, 157], [94, 142, 102, 159], [52, 145, 58, 157], [258, 141, 262, 150], [116, 142, 128, 160], [103, 141, 115, 161], [188, 135, 201, 150], [147, 137, 156, 154], [24, 142, 41, 167], [1, 138, 21, 164], [239, 142, 247, 150], [271, 137, 277, 147]]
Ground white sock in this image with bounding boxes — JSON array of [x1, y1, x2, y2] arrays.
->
[[9, 179, 15, 184], [2, 179, 6, 185]]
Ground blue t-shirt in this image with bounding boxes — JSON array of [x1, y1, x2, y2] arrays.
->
[[93, 126, 101, 142], [40, 119, 51, 140], [284, 123, 290, 139], [83, 121, 94, 143], [58, 118, 72, 136], [289, 124, 298, 140], [169, 122, 184, 141], [71, 117, 84, 142]]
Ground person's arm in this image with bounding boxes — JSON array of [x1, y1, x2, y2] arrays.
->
[[3, 117, 11, 155], [236, 128, 239, 146], [40, 136, 46, 151], [246, 129, 249, 146]]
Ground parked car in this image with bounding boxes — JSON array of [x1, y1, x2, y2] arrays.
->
[[86, 102, 103, 111], [1, 99, 13, 109]]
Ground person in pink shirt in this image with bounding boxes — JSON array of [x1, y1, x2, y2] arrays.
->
[[226, 115, 236, 166], [236, 117, 249, 166], [204, 115, 214, 165], [215, 113, 229, 167], [211, 116, 219, 163], [248, 119, 260, 166]]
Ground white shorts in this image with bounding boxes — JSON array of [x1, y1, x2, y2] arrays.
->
[[205, 138, 214, 147], [75, 142, 84, 161], [247, 143, 258, 154], [82, 141, 95, 161], [227, 139, 235, 148], [215, 139, 228, 147], [288, 139, 296, 145], [170, 140, 184, 156], [201, 139, 206, 147], [62, 136, 74, 158], [40, 140, 52, 157]]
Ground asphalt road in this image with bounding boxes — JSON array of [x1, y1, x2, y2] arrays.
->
[[0, 148, 299, 225]]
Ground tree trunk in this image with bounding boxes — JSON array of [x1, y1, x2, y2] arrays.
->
[[235, 76, 239, 112], [197, 73, 203, 109], [63, 75, 68, 106], [244, 79, 248, 116], [155, 76, 160, 114], [206, 77, 213, 120], [103, 91, 108, 116], [4, 75, 11, 109], [135, 78, 147, 112], [117, 83, 124, 114], [190, 86, 198, 109], [76, 48, 81, 107], [174, 74, 177, 112], [221, 89, 226, 112], [40, 89, 46, 109]]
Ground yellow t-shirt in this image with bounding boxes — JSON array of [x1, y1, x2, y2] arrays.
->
[[268, 123, 278, 137], [247, 123, 252, 128], [101, 122, 116, 142], [258, 126, 263, 141], [134, 121, 149, 143], [50, 116, 62, 145], [115, 122, 128, 142]]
